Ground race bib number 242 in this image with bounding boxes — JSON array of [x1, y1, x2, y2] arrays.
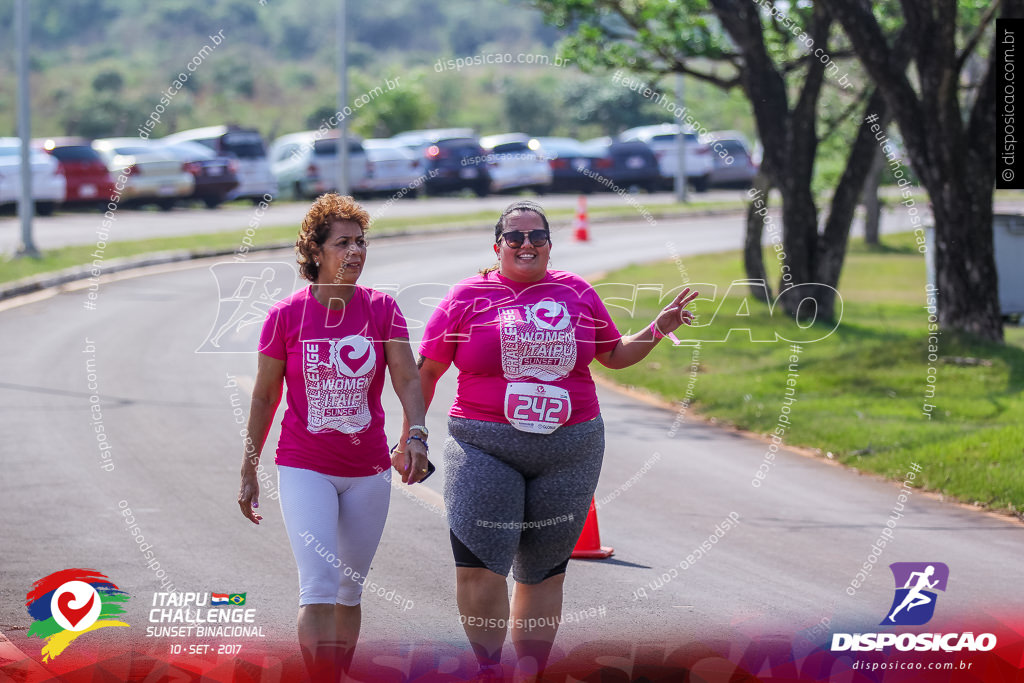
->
[[504, 382, 571, 434]]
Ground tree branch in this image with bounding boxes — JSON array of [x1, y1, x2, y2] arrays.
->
[[956, 0, 1001, 73], [818, 87, 871, 143]]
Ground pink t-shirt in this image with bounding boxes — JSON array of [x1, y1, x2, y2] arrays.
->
[[258, 285, 409, 476], [419, 270, 620, 433]]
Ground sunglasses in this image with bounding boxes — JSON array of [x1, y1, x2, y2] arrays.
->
[[498, 229, 550, 249]]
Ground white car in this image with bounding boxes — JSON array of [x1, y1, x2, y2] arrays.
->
[[478, 133, 553, 193], [268, 131, 371, 199], [361, 139, 424, 196], [0, 138, 66, 215], [161, 126, 276, 203], [617, 123, 715, 192], [91, 138, 194, 210]]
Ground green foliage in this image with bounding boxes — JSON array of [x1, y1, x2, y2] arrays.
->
[[501, 74, 568, 136], [91, 70, 125, 94]]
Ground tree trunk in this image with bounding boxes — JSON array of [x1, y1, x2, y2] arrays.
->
[[930, 180, 1002, 340], [776, 180, 820, 318], [744, 172, 773, 303], [814, 90, 890, 320], [862, 148, 883, 246]]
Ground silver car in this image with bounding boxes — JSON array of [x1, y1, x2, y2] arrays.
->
[[91, 138, 194, 210], [269, 131, 371, 199], [705, 131, 758, 188], [618, 123, 715, 192], [161, 126, 276, 203], [478, 133, 553, 193], [362, 139, 424, 196]]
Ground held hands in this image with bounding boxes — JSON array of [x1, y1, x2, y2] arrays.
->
[[653, 287, 699, 337], [390, 435, 430, 485], [238, 465, 263, 525]]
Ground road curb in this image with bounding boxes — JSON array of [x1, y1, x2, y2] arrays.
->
[[0, 207, 746, 303]]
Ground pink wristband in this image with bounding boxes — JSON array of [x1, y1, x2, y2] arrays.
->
[[650, 321, 682, 345]]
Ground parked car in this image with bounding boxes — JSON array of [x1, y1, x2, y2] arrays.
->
[[37, 137, 114, 207], [532, 137, 607, 193], [362, 139, 424, 196], [705, 131, 758, 188], [91, 138, 194, 210], [618, 123, 714, 192], [161, 125, 276, 203], [0, 138, 66, 215], [583, 138, 661, 193], [389, 129, 491, 196], [268, 131, 371, 199], [154, 139, 240, 208], [479, 133, 553, 193]]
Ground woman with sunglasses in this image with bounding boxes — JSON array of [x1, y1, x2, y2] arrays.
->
[[237, 193, 429, 682], [395, 200, 697, 680]]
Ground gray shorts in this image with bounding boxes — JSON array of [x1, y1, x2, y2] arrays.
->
[[443, 415, 605, 584]]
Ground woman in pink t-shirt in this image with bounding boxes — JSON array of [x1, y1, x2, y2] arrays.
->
[[236, 194, 429, 681], [401, 200, 698, 679]]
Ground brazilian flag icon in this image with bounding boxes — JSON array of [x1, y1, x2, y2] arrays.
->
[[228, 593, 246, 605]]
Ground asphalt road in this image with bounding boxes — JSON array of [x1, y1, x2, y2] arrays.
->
[[1, 207, 1022, 679]]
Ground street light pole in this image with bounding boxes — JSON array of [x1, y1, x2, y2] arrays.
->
[[674, 73, 688, 203], [336, 0, 350, 196], [16, 0, 39, 258]]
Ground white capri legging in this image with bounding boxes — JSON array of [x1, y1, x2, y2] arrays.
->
[[277, 465, 391, 606]]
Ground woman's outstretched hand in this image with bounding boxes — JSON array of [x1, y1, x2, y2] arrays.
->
[[653, 287, 699, 336]]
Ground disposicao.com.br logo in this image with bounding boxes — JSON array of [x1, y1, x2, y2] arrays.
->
[[25, 569, 130, 661], [831, 562, 996, 653]]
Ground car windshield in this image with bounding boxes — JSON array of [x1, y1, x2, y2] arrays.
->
[[112, 145, 151, 155], [49, 146, 103, 162], [717, 140, 748, 155], [222, 132, 266, 158], [651, 133, 698, 143], [491, 142, 530, 154], [312, 139, 364, 155]]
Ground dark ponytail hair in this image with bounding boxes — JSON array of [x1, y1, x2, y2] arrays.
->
[[480, 200, 551, 275]]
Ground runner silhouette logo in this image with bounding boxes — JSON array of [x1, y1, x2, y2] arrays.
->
[[882, 562, 949, 626]]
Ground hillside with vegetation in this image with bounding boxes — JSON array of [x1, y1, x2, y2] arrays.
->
[[0, 0, 755, 143]]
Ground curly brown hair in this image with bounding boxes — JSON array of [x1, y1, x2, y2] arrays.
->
[[295, 193, 371, 282]]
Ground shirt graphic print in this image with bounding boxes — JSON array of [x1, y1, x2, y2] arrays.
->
[[303, 334, 376, 434], [499, 300, 577, 382]]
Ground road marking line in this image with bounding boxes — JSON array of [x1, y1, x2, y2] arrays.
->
[[390, 473, 446, 511]]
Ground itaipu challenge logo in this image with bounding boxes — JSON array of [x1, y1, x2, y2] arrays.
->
[[25, 569, 130, 661], [882, 562, 949, 626]]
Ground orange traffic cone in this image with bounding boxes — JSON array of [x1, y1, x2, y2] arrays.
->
[[573, 194, 590, 242], [571, 498, 614, 559]]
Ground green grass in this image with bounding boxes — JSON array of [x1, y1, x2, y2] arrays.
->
[[593, 232, 1024, 516], [0, 197, 747, 285]]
